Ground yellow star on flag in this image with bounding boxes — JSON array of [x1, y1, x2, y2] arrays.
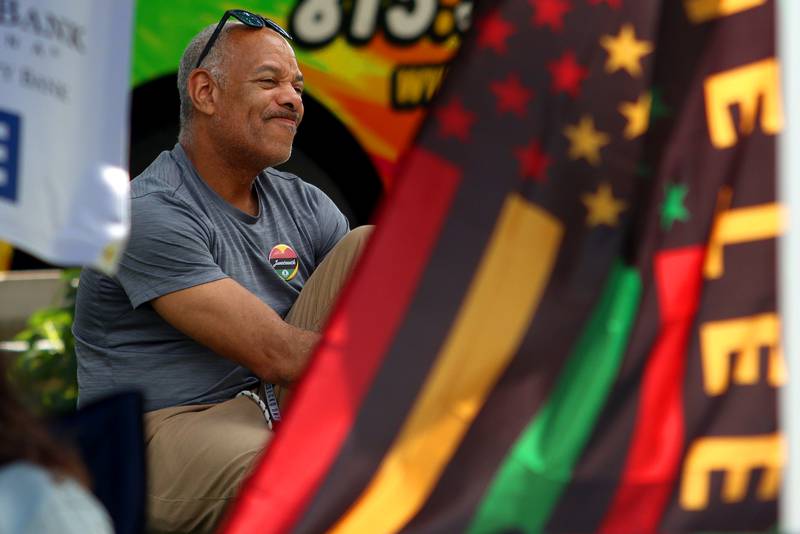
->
[[619, 91, 652, 139], [600, 24, 653, 77], [564, 115, 610, 166], [582, 182, 627, 227]]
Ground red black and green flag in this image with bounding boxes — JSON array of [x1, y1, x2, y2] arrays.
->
[[224, 0, 783, 532]]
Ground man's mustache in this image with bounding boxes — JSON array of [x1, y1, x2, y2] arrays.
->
[[264, 110, 301, 124]]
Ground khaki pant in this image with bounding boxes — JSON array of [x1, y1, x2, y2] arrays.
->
[[144, 226, 372, 534]]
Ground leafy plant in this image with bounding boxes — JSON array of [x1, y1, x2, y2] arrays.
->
[[8, 269, 81, 416]]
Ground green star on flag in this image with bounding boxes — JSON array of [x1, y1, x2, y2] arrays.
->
[[635, 161, 653, 178], [650, 86, 671, 120], [661, 183, 690, 230]]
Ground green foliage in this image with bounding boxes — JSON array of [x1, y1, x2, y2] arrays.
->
[[8, 269, 81, 416]]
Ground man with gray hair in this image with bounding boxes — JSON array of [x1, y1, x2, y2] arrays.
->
[[73, 10, 370, 533]]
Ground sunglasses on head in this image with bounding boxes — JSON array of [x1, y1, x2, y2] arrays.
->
[[195, 9, 293, 69]]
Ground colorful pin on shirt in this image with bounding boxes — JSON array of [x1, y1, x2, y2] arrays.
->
[[268, 244, 299, 281]]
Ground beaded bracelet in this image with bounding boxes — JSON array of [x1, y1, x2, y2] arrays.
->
[[237, 389, 273, 430]]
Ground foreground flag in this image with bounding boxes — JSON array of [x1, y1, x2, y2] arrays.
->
[[224, 1, 782, 532], [0, 0, 133, 273]]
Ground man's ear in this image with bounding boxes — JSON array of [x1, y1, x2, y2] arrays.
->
[[187, 69, 218, 117]]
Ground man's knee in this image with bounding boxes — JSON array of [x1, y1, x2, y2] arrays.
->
[[348, 224, 374, 240], [336, 224, 373, 254]]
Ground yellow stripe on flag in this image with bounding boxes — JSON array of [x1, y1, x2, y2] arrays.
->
[[0, 241, 12, 271], [331, 193, 563, 534]]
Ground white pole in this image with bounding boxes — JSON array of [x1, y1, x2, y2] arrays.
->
[[778, 0, 800, 529]]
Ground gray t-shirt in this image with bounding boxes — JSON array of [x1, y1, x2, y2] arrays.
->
[[74, 144, 349, 411]]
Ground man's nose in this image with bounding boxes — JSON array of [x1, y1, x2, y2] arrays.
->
[[278, 83, 302, 112]]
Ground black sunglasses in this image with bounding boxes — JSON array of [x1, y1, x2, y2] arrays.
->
[[195, 9, 293, 69]]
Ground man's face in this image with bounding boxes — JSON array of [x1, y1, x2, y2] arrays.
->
[[211, 28, 304, 169]]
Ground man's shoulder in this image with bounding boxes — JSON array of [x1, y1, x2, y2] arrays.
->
[[130, 148, 187, 200], [262, 167, 302, 188], [263, 166, 297, 182], [259, 167, 350, 245], [260, 167, 327, 200]]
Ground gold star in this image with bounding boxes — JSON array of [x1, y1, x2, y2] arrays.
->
[[563, 115, 610, 166], [600, 24, 653, 77], [582, 182, 627, 227], [619, 91, 652, 139]]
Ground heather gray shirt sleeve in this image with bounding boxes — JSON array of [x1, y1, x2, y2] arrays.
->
[[311, 187, 350, 266], [117, 192, 228, 308]]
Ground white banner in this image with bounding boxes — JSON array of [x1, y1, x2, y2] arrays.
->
[[779, 0, 800, 530], [0, 0, 133, 274]]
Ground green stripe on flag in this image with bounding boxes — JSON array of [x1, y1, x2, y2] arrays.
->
[[467, 261, 642, 534]]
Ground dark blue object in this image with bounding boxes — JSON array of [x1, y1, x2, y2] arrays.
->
[[51, 392, 146, 534], [0, 109, 20, 203]]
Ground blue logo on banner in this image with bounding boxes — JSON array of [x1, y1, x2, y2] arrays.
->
[[0, 110, 21, 203]]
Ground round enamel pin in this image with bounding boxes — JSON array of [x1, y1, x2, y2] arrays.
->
[[268, 244, 299, 281]]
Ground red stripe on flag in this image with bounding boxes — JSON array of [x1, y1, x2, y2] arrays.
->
[[599, 246, 704, 533], [221, 148, 462, 534]]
